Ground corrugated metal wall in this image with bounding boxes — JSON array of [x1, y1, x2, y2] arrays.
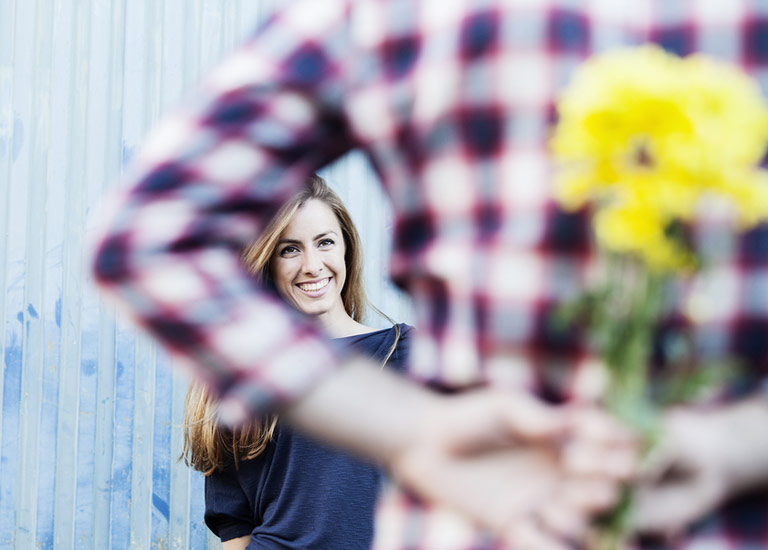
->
[[0, 1, 412, 548]]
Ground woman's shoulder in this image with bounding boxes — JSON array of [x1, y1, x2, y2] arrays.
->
[[395, 322, 414, 336], [387, 323, 413, 370], [337, 323, 412, 345], [380, 322, 414, 350], [334, 323, 413, 367]]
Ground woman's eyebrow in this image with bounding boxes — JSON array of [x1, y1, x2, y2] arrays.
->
[[314, 231, 338, 240], [277, 231, 338, 246]]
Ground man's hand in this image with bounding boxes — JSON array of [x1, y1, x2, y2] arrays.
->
[[389, 391, 637, 550], [285, 360, 636, 550], [632, 398, 768, 538]]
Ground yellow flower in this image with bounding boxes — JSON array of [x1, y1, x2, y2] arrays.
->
[[594, 201, 692, 271], [551, 45, 768, 270]]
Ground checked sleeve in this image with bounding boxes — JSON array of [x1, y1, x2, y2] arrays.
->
[[91, 0, 356, 423]]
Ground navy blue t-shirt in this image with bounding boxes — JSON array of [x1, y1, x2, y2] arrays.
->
[[204, 324, 412, 550]]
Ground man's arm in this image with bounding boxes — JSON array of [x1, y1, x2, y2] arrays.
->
[[282, 356, 637, 547]]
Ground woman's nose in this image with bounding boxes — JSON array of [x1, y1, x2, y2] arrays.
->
[[301, 249, 323, 274]]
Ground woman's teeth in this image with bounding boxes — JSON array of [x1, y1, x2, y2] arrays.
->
[[298, 279, 329, 292]]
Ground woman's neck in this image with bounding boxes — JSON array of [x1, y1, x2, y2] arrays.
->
[[318, 310, 374, 338]]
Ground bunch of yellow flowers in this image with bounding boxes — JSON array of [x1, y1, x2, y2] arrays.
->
[[551, 45, 768, 270]]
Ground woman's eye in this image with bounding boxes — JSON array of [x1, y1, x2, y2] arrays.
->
[[279, 245, 299, 256], [318, 238, 334, 248]]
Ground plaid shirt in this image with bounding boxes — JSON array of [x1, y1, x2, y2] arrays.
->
[[93, 0, 768, 547]]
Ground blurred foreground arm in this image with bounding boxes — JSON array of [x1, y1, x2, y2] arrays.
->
[[285, 357, 636, 548]]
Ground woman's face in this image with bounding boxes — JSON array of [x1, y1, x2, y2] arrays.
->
[[271, 199, 348, 322]]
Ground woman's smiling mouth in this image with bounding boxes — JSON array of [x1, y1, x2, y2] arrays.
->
[[297, 277, 331, 294]]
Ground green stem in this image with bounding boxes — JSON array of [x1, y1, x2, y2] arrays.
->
[[592, 256, 667, 549]]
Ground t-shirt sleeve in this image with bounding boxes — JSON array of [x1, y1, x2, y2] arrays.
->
[[388, 324, 413, 373], [205, 466, 254, 541], [90, 0, 356, 423]]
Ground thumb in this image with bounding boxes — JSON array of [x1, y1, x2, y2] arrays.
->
[[495, 391, 568, 441], [441, 390, 567, 454], [570, 359, 609, 405]]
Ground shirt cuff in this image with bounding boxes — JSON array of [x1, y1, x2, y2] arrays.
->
[[208, 517, 254, 542]]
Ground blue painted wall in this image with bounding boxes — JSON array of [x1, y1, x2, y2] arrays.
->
[[0, 1, 412, 548]]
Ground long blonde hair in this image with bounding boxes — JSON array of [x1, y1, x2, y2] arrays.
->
[[182, 175, 396, 474]]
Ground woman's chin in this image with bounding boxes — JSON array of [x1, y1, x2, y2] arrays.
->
[[292, 298, 330, 318]]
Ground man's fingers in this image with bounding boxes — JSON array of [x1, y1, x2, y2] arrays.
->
[[559, 477, 622, 515], [632, 472, 723, 535], [538, 501, 589, 541], [504, 518, 575, 550], [564, 439, 637, 479], [443, 390, 569, 453], [567, 407, 638, 447], [560, 407, 639, 485], [496, 391, 568, 441], [633, 486, 699, 535], [571, 359, 609, 403]]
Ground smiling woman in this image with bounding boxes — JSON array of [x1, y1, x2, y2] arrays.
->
[[270, 199, 358, 334], [240, 174, 369, 331], [181, 175, 412, 550]]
